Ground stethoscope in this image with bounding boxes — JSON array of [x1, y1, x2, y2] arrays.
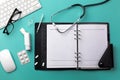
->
[[51, 0, 110, 33]]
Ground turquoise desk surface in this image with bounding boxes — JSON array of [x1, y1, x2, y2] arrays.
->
[[0, 0, 119, 80]]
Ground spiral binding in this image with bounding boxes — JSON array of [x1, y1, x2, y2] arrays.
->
[[74, 25, 81, 69]]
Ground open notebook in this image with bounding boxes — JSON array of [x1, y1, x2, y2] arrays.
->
[[35, 23, 113, 70]]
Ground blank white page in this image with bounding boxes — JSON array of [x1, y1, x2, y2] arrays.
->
[[78, 24, 108, 69], [47, 24, 77, 68]]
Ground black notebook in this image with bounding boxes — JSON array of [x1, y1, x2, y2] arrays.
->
[[34, 23, 113, 70]]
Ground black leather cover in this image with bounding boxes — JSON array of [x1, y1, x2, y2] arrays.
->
[[34, 22, 114, 70]]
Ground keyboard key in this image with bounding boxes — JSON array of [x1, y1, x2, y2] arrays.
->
[[0, 0, 41, 29]]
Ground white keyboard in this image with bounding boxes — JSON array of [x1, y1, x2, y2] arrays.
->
[[0, 0, 41, 29]]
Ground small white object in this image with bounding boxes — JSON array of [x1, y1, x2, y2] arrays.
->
[[20, 28, 31, 51], [0, 49, 16, 73], [34, 62, 38, 66], [17, 50, 30, 65], [35, 55, 39, 58], [42, 62, 45, 67]]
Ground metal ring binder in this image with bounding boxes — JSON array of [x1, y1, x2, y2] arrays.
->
[[74, 37, 77, 40], [74, 34, 77, 36], [74, 30, 77, 32], [74, 24, 81, 69], [75, 60, 81, 62]]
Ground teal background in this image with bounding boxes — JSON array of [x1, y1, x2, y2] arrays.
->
[[0, 0, 119, 80]]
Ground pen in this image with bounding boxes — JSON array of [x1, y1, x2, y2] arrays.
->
[[36, 14, 44, 33]]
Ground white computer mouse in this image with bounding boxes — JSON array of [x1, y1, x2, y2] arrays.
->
[[0, 49, 16, 72]]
